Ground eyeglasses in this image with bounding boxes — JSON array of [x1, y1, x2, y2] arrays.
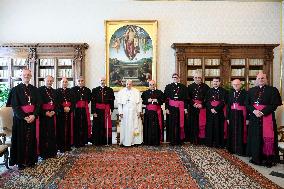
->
[[172, 77, 178, 79]]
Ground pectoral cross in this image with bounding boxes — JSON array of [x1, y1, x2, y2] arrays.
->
[[28, 96, 31, 105]]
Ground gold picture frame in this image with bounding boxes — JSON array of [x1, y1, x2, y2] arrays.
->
[[105, 20, 158, 91]]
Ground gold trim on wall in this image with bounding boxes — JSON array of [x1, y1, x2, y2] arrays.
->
[[280, 1, 283, 96]]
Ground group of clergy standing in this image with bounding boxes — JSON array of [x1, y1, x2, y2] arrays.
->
[[8, 68, 115, 170], [7, 68, 282, 170], [116, 70, 282, 169]]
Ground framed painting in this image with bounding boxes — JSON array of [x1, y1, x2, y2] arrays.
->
[[105, 20, 158, 91]]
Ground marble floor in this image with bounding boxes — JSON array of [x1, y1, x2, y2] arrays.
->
[[237, 155, 284, 188]]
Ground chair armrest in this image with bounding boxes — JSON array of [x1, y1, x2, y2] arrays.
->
[[0, 133, 6, 145], [278, 126, 284, 142]]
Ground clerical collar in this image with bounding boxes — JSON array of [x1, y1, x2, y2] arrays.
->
[[213, 87, 219, 89], [22, 82, 29, 87]]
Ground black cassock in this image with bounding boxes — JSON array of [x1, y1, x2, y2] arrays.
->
[[227, 89, 248, 155], [38, 86, 57, 159], [10, 83, 40, 167], [205, 87, 227, 148], [141, 89, 165, 145], [56, 88, 74, 152], [91, 86, 114, 145], [246, 85, 282, 165], [187, 82, 209, 144], [72, 86, 91, 147], [164, 83, 188, 145]]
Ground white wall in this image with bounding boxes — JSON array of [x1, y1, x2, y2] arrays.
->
[[0, 0, 281, 93]]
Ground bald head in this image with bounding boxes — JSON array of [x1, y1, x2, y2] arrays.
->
[[45, 75, 54, 88], [77, 76, 85, 87], [21, 69, 32, 84], [61, 77, 69, 88], [232, 79, 241, 91], [99, 76, 106, 87], [149, 80, 156, 90], [256, 72, 267, 87]]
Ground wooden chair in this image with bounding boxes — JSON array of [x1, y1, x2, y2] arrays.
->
[[278, 126, 284, 163], [0, 133, 9, 169], [0, 107, 13, 169], [0, 107, 13, 148]]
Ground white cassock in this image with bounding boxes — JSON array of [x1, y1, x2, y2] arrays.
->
[[117, 87, 143, 146]]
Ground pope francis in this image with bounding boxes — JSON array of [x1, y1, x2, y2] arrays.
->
[[117, 80, 143, 146]]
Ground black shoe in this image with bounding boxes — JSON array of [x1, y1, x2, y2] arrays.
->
[[249, 159, 262, 166], [27, 163, 35, 168], [18, 164, 25, 170], [264, 160, 275, 168], [265, 162, 273, 168]]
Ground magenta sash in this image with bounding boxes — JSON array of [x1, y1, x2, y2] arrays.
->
[[96, 103, 112, 137], [62, 101, 74, 145], [210, 101, 228, 139], [169, 99, 185, 139], [193, 100, 206, 138], [76, 100, 86, 108], [21, 105, 35, 113], [253, 104, 274, 156], [42, 103, 55, 110], [146, 104, 163, 140], [21, 105, 39, 154], [231, 103, 247, 143], [76, 100, 91, 138], [62, 102, 71, 107]]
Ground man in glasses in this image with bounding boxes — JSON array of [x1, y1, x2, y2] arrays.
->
[[56, 77, 74, 152], [187, 70, 209, 144], [164, 73, 188, 145], [226, 79, 248, 156], [141, 80, 165, 145], [91, 76, 115, 145], [246, 72, 282, 167], [72, 76, 91, 147], [38, 75, 57, 159]]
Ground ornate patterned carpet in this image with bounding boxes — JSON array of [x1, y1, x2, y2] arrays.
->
[[0, 145, 281, 189]]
